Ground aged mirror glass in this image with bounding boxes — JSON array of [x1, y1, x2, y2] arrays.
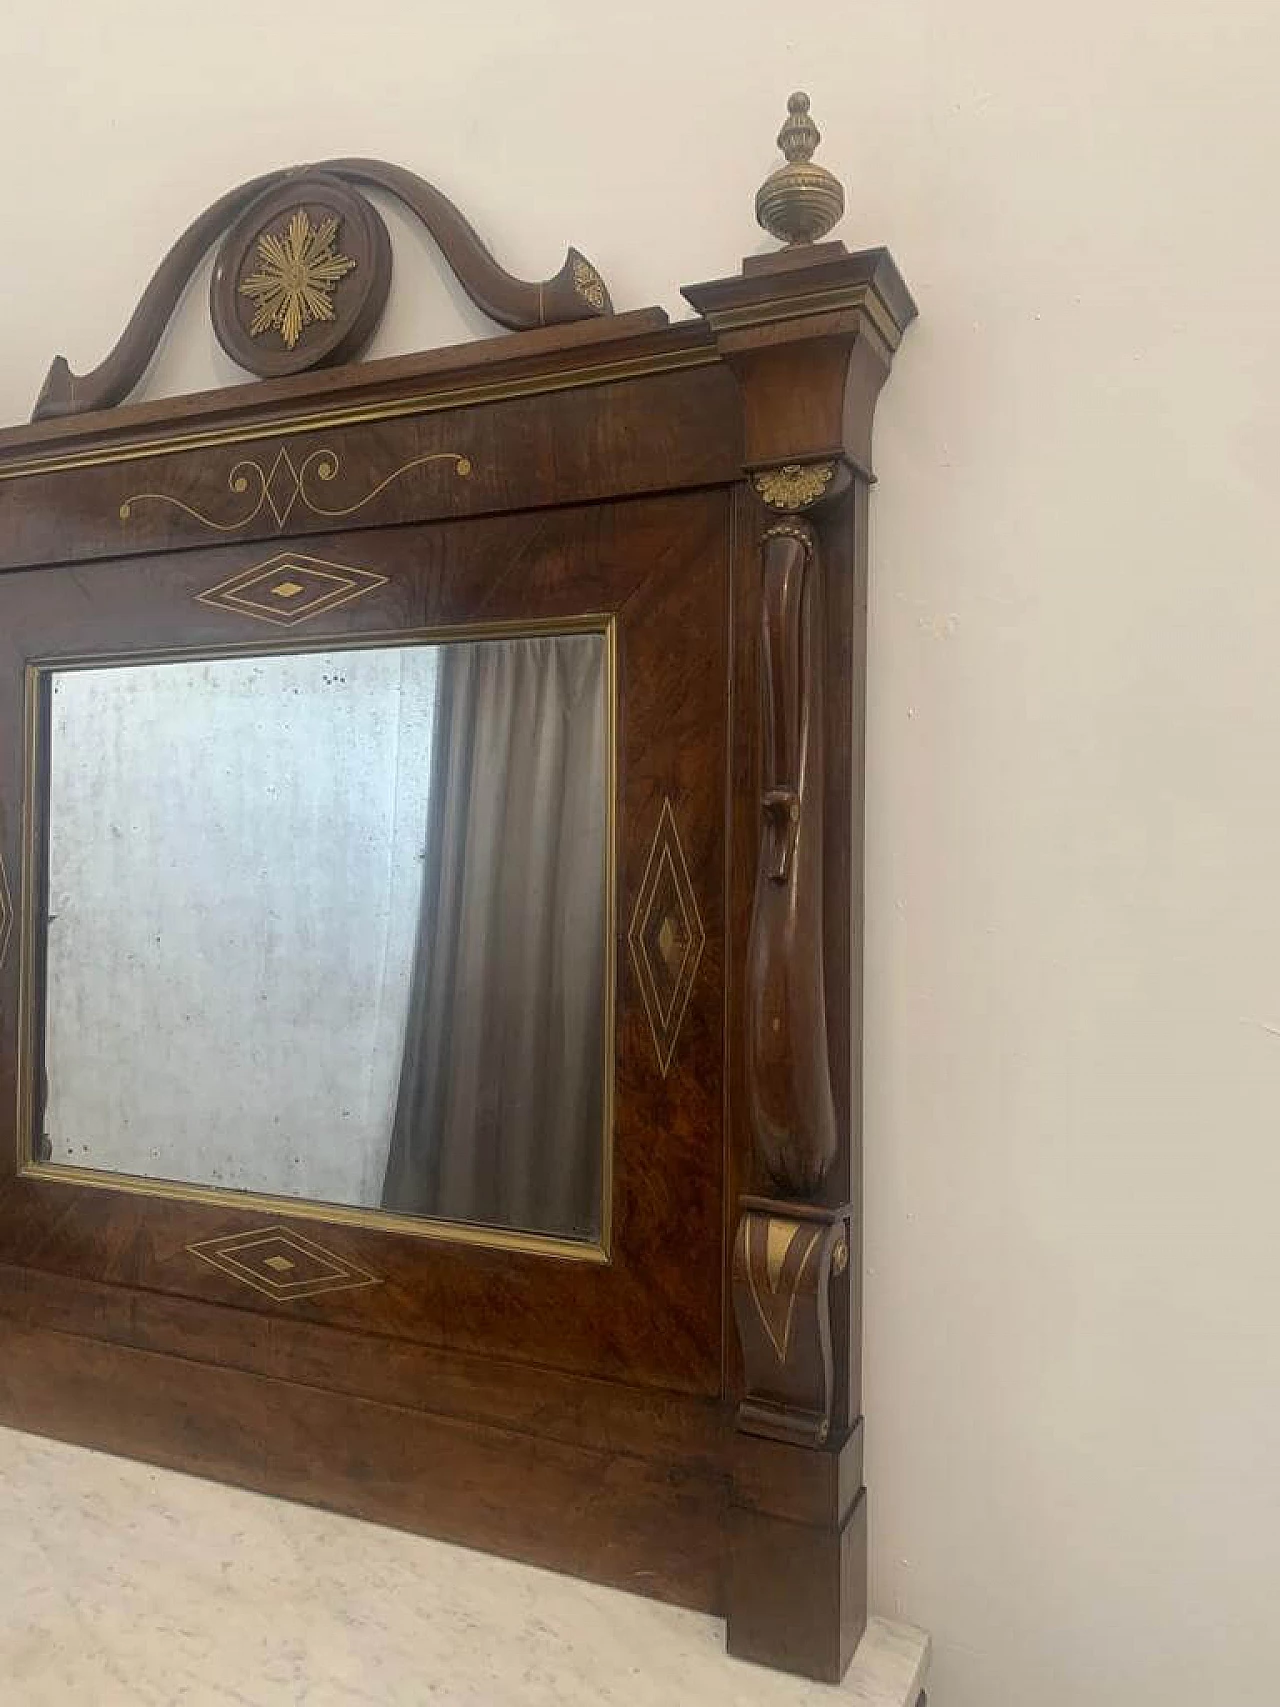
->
[[36, 629, 612, 1247]]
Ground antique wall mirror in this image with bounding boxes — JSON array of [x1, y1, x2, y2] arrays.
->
[[0, 96, 915, 1683]]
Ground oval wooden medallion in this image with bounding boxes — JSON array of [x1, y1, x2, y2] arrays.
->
[[210, 174, 391, 378]]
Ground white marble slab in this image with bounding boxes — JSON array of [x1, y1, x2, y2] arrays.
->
[[0, 1424, 928, 1706]]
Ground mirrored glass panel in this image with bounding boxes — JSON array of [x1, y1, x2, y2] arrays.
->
[[37, 630, 611, 1245]]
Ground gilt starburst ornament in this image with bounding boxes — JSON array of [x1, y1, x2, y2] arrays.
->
[[238, 208, 357, 351]]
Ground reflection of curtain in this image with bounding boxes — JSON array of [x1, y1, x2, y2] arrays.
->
[[381, 635, 607, 1239]]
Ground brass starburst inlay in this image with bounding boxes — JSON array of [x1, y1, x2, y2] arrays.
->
[[239, 208, 357, 350]]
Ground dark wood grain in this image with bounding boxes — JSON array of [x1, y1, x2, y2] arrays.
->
[[0, 1318, 726, 1612], [32, 157, 613, 420], [727, 1489, 868, 1682], [0, 491, 730, 1395], [30, 168, 292, 422], [0, 1261, 729, 1472], [0, 357, 739, 575], [330, 157, 613, 328], [746, 518, 838, 1194], [0, 240, 914, 1684], [688, 246, 913, 1679]]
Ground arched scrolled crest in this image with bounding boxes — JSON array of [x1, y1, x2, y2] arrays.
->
[[32, 156, 613, 421]]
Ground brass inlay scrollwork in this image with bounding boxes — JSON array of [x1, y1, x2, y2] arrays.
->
[[118, 445, 472, 534], [292, 448, 473, 519], [753, 461, 836, 512]]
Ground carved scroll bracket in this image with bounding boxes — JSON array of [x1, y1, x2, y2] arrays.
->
[[732, 1201, 849, 1445]]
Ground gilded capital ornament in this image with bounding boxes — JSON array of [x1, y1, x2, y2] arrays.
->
[[753, 461, 837, 512]]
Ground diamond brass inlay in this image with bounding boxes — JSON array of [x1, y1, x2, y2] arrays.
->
[[262, 446, 305, 528], [0, 848, 12, 972], [187, 1225, 380, 1301], [197, 551, 387, 628], [628, 797, 706, 1077]]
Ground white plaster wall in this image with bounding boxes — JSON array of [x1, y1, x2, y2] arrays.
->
[[3, 5, 1278, 1703]]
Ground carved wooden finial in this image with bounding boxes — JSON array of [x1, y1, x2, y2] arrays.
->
[[755, 92, 845, 247]]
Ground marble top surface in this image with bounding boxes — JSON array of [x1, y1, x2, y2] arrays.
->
[[0, 1424, 928, 1706]]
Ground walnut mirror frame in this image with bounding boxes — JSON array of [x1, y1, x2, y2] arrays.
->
[[0, 95, 915, 1684], [30, 620, 617, 1253]]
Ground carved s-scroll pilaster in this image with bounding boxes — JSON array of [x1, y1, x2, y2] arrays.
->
[[734, 469, 848, 1448], [746, 515, 838, 1196]]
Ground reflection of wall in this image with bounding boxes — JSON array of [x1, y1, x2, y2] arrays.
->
[[44, 646, 438, 1208]]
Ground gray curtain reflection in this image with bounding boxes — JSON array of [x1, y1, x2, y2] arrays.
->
[[381, 634, 607, 1238]]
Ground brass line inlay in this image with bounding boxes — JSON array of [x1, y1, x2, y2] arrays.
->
[[0, 845, 13, 972], [119, 446, 472, 535], [0, 345, 719, 486], [702, 280, 903, 351], [765, 1216, 797, 1289], [188, 1225, 380, 1301], [196, 552, 389, 628], [745, 1216, 824, 1364], [16, 613, 618, 1266], [628, 796, 705, 1078]]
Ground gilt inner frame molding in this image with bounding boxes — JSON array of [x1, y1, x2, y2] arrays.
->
[[15, 614, 620, 1265]]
